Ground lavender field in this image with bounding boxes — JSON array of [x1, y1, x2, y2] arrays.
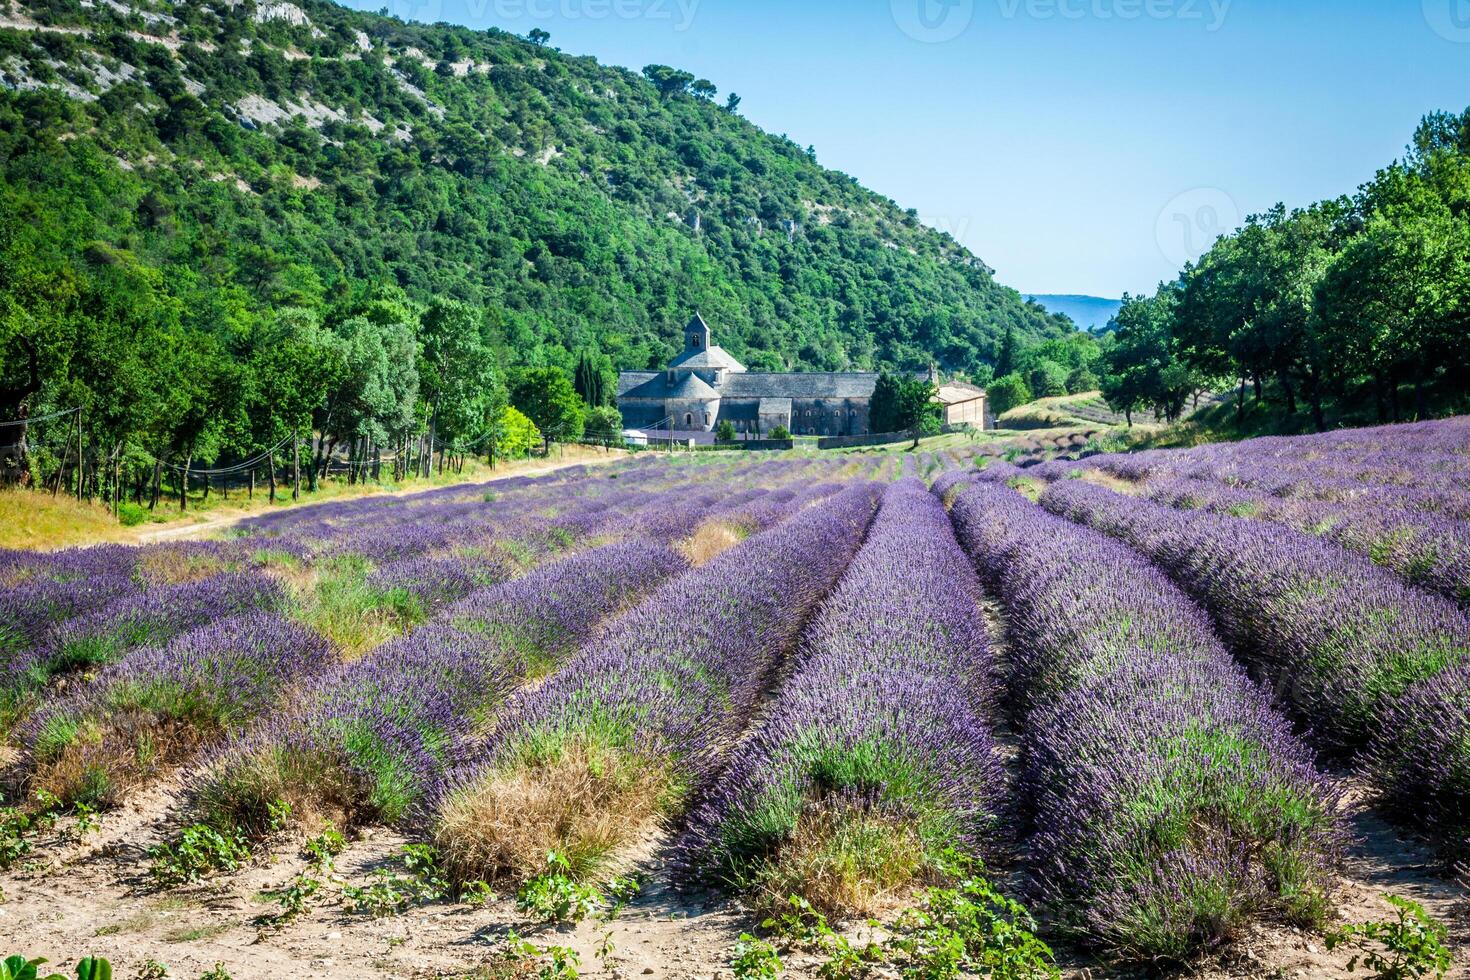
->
[[1, 428, 1467, 980]]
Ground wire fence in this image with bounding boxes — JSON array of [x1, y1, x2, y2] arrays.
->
[[0, 403, 642, 509]]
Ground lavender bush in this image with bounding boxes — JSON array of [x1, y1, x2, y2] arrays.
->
[[1042, 480, 1470, 751], [3, 573, 284, 730], [950, 481, 1341, 961], [17, 612, 331, 808], [188, 540, 688, 836], [682, 480, 1005, 913], [431, 482, 881, 884]]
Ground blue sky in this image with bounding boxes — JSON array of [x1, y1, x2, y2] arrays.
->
[[345, 0, 1470, 298]]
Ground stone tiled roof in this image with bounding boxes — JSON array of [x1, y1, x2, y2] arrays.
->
[[936, 381, 987, 404], [618, 371, 719, 401], [619, 370, 879, 401], [668, 345, 746, 372], [618, 371, 658, 396], [722, 372, 879, 399]]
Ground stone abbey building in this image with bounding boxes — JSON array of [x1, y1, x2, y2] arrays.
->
[[617, 314, 879, 437]]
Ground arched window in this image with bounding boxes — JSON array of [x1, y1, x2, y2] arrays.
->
[[685, 413, 693, 427]]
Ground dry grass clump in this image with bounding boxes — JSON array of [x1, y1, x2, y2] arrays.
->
[[678, 520, 749, 566], [753, 804, 930, 919], [0, 489, 137, 550], [134, 549, 232, 586], [193, 744, 366, 838], [435, 738, 674, 885], [29, 711, 208, 808]]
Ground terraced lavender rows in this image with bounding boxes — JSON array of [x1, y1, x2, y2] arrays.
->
[[1042, 478, 1470, 852], [1, 423, 1468, 978], [948, 478, 1341, 960]]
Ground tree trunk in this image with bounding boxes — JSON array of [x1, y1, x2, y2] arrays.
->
[[1280, 373, 1297, 415], [179, 455, 191, 511], [292, 430, 301, 501], [249, 467, 255, 500], [149, 458, 162, 510], [268, 450, 277, 503], [1236, 377, 1247, 421]]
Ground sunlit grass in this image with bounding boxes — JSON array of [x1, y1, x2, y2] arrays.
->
[[0, 489, 139, 550], [1, 446, 627, 553]]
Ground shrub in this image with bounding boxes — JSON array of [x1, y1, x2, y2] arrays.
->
[[116, 503, 148, 527], [769, 425, 790, 440], [1325, 896, 1453, 980], [988, 374, 1032, 415]]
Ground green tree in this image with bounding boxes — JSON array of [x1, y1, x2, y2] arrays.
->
[[1099, 290, 1196, 426], [868, 371, 903, 433], [988, 373, 1032, 417], [714, 418, 735, 442], [418, 299, 500, 474], [496, 405, 540, 459], [511, 366, 585, 449], [995, 325, 1020, 378], [585, 404, 623, 448], [893, 376, 943, 447], [642, 65, 694, 98], [1028, 360, 1069, 399]]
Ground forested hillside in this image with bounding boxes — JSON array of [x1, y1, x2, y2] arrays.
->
[[0, 0, 1071, 470]]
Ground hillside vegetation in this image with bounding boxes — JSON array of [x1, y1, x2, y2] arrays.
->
[[0, 0, 1079, 501], [0, 0, 1070, 377]]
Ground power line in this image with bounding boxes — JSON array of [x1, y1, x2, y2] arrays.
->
[[0, 406, 79, 428]]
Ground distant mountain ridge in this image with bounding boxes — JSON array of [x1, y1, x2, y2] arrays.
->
[[0, 0, 1075, 376], [1025, 295, 1123, 331]]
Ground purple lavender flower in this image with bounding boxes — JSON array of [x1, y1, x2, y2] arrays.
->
[[682, 480, 1006, 898], [950, 481, 1341, 961], [16, 612, 331, 808], [429, 483, 881, 882]]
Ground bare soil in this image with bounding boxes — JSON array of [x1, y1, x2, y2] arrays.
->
[[2, 748, 1464, 980]]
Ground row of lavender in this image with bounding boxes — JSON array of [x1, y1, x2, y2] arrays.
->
[[1042, 479, 1470, 855], [428, 481, 882, 883], [187, 472, 859, 837], [0, 462, 628, 732], [5, 457, 859, 813], [946, 478, 1341, 960], [681, 479, 1006, 912]]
